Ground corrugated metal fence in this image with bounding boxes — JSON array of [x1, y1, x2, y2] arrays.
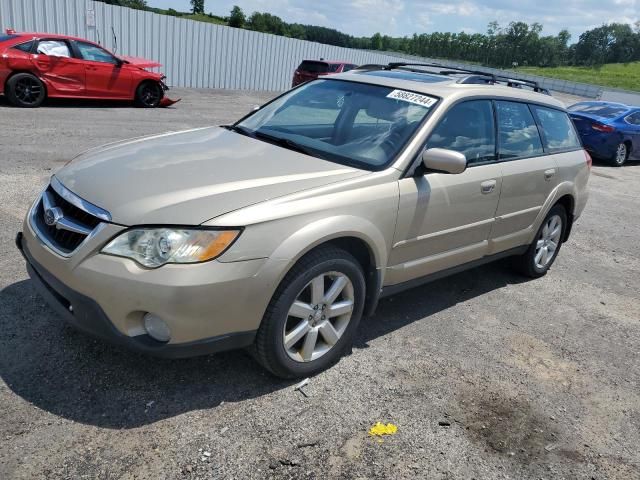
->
[[0, 0, 624, 99]]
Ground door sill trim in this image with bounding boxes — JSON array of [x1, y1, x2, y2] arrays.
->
[[380, 246, 527, 298]]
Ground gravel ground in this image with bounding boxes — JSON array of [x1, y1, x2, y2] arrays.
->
[[1, 88, 639, 480]]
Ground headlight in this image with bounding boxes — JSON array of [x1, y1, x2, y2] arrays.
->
[[102, 228, 241, 268]]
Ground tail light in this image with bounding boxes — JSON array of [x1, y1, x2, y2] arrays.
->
[[592, 123, 615, 133], [584, 150, 592, 170]]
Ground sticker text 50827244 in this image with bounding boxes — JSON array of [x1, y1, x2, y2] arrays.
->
[[386, 89, 438, 108]]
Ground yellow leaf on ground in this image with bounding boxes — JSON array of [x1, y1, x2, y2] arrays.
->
[[368, 422, 398, 436]]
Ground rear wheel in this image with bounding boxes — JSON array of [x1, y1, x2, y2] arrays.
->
[[6, 73, 46, 108], [514, 205, 567, 278], [253, 246, 365, 378], [134, 81, 163, 108], [610, 142, 629, 167]]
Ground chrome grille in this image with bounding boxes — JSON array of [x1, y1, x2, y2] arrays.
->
[[30, 177, 111, 256]]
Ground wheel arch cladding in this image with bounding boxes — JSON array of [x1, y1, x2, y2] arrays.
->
[[265, 218, 388, 319], [555, 194, 575, 242]]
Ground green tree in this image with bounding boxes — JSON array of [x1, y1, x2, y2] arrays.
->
[[371, 32, 383, 50], [229, 6, 246, 28], [190, 0, 205, 15]]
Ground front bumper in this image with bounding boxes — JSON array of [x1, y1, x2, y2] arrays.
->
[[17, 229, 271, 358]]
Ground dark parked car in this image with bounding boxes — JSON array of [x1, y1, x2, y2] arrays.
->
[[568, 101, 640, 166], [292, 60, 357, 87]]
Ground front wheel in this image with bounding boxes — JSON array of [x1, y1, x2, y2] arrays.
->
[[253, 246, 366, 378], [610, 142, 629, 167], [514, 205, 567, 278], [134, 81, 163, 108]]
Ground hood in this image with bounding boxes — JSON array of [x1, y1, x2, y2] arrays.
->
[[56, 127, 368, 225], [119, 55, 163, 69]]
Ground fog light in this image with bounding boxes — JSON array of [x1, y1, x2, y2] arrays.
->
[[143, 313, 171, 343]]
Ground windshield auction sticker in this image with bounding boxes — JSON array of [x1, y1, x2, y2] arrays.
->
[[386, 89, 437, 107]]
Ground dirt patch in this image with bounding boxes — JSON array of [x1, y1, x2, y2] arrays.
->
[[454, 389, 579, 464]]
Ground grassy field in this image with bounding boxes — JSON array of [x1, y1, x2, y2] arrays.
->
[[514, 62, 640, 91]]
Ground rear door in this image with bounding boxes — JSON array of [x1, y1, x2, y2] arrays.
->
[[388, 99, 502, 285], [30, 39, 86, 95], [491, 102, 582, 252], [71, 40, 132, 98]]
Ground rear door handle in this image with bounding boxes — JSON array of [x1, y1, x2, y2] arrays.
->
[[481, 179, 496, 194], [544, 169, 556, 180]]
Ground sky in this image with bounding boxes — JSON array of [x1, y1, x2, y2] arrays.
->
[[149, 0, 639, 40]]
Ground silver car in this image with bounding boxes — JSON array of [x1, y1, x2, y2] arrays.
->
[[17, 65, 590, 378]]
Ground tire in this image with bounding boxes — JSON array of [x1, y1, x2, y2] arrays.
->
[[610, 142, 629, 167], [514, 205, 567, 278], [6, 73, 46, 108], [253, 246, 366, 379], [134, 81, 163, 108]]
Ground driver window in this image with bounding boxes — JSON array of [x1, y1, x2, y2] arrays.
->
[[74, 41, 119, 64], [427, 100, 496, 165], [36, 40, 71, 58]]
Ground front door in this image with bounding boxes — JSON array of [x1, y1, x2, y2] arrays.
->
[[72, 40, 132, 98], [387, 100, 501, 285]]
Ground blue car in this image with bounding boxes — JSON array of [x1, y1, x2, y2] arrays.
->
[[568, 101, 640, 166]]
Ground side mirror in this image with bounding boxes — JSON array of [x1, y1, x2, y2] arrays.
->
[[422, 148, 467, 174], [251, 105, 260, 112]]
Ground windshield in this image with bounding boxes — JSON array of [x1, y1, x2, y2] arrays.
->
[[569, 103, 630, 119], [236, 79, 437, 170]]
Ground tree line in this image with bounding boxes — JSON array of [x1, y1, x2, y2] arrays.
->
[[97, 1, 640, 67]]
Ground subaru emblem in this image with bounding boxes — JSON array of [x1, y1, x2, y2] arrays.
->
[[44, 206, 64, 227]]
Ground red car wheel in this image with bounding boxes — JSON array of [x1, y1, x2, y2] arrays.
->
[[135, 81, 163, 108], [6, 73, 46, 108]]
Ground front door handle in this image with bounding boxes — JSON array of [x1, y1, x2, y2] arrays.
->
[[544, 169, 556, 181], [481, 179, 496, 194]]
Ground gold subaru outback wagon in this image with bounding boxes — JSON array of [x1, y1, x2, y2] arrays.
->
[[18, 63, 590, 378]]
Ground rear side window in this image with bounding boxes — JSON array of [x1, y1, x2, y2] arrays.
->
[[531, 106, 581, 151], [298, 61, 329, 73], [343, 64, 357, 72], [428, 100, 496, 165], [12, 40, 34, 53], [496, 101, 544, 160]]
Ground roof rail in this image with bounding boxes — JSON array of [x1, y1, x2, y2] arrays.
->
[[380, 62, 550, 95]]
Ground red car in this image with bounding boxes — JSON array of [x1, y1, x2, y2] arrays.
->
[[0, 30, 178, 108], [292, 60, 358, 87]]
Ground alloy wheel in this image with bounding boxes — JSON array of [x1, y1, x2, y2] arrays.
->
[[140, 84, 161, 107], [283, 271, 354, 363], [14, 77, 43, 106], [534, 214, 562, 269], [615, 143, 627, 165]]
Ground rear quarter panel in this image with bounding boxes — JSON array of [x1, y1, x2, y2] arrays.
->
[[543, 150, 589, 226]]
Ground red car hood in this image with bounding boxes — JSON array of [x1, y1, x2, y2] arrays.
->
[[119, 55, 162, 69]]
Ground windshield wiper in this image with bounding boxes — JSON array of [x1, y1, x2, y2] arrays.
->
[[222, 124, 256, 138], [253, 131, 319, 157]]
